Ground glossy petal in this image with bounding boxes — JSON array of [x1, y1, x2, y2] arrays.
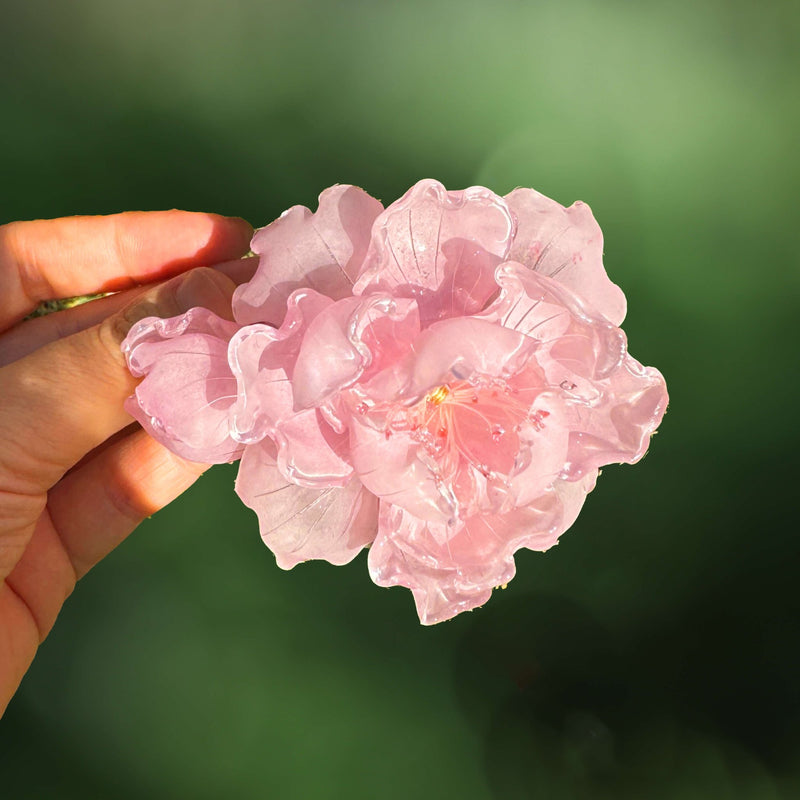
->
[[369, 491, 565, 625], [505, 188, 627, 325], [506, 393, 572, 507], [122, 307, 243, 463], [349, 412, 449, 523], [354, 179, 515, 325], [292, 294, 420, 409], [236, 438, 378, 568], [480, 263, 668, 480], [360, 316, 537, 405], [370, 470, 598, 624], [228, 289, 332, 444], [350, 318, 540, 523], [233, 185, 383, 326], [555, 470, 599, 531], [481, 263, 627, 392], [273, 408, 353, 488], [563, 355, 668, 479], [229, 290, 354, 486]]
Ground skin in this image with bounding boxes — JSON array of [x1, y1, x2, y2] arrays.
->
[[0, 210, 256, 716]]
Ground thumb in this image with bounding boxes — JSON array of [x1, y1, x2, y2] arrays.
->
[[0, 267, 237, 495]]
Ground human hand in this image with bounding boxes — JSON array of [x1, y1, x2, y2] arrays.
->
[[0, 210, 254, 715]]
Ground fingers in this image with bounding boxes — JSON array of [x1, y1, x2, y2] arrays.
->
[[0, 256, 258, 367], [0, 290, 140, 368], [48, 427, 208, 579], [0, 422, 208, 717], [0, 211, 253, 329], [0, 267, 237, 498], [1, 426, 207, 681], [0, 423, 208, 717]]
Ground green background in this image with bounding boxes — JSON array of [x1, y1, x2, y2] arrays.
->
[[2, 1, 798, 797]]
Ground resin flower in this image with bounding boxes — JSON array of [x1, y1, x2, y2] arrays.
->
[[123, 180, 668, 624]]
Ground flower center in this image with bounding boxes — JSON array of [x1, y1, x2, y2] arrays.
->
[[406, 377, 539, 481], [426, 384, 450, 406]]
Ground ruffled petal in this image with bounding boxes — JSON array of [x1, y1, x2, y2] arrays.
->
[[505, 188, 627, 326], [481, 263, 627, 392], [563, 355, 668, 479], [554, 470, 599, 531], [122, 307, 243, 463], [235, 438, 378, 568], [349, 412, 448, 522], [360, 316, 537, 405], [369, 491, 566, 625], [506, 392, 571, 507], [228, 289, 332, 444], [354, 179, 515, 326], [233, 185, 383, 326], [291, 294, 420, 409], [349, 318, 539, 523], [479, 262, 667, 479], [273, 408, 353, 488]]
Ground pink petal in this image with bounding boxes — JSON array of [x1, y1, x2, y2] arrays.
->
[[349, 318, 539, 523], [369, 492, 568, 625], [347, 296, 421, 384], [273, 408, 353, 488], [228, 289, 332, 444], [554, 470, 599, 532], [479, 263, 667, 478], [233, 185, 383, 326], [361, 316, 537, 405], [122, 307, 243, 463], [505, 188, 627, 326], [481, 264, 627, 390], [349, 412, 449, 523], [354, 179, 515, 326], [291, 294, 420, 409], [235, 438, 378, 568], [506, 392, 572, 507], [563, 355, 668, 479]]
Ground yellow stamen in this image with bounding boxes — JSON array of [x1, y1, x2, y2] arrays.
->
[[426, 384, 450, 406]]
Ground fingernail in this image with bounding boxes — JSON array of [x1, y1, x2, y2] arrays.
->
[[175, 268, 236, 318]]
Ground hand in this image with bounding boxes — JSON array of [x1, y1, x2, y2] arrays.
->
[[0, 210, 254, 715]]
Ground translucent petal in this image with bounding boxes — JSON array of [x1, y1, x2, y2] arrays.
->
[[505, 188, 627, 325], [273, 408, 353, 488], [481, 263, 627, 384], [228, 289, 332, 444], [235, 438, 378, 568], [349, 413, 448, 523], [361, 316, 537, 405], [479, 263, 668, 478], [122, 307, 243, 463], [562, 356, 668, 479], [291, 294, 420, 409], [233, 185, 383, 326], [369, 492, 568, 625], [354, 179, 515, 325]]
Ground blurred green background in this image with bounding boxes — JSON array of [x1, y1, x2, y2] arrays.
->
[[2, 0, 798, 797]]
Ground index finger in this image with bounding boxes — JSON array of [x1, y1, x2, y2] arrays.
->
[[0, 210, 253, 329]]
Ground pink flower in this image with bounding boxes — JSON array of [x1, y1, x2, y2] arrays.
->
[[123, 180, 668, 624]]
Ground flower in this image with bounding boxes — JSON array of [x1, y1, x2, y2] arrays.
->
[[122, 180, 668, 624]]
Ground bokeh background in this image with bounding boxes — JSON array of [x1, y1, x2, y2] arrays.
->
[[2, 0, 799, 797]]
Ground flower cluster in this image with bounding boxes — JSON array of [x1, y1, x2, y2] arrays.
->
[[122, 180, 667, 624]]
